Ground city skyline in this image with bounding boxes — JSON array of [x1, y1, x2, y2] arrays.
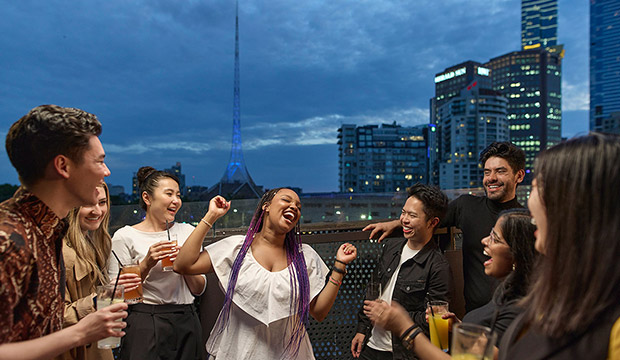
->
[[0, 0, 589, 193]]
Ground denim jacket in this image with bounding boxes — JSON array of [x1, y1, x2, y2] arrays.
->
[[355, 238, 451, 360]]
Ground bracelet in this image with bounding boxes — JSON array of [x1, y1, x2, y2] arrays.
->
[[401, 326, 423, 352], [332, 266, 347, 275], [399, 324, 418, 343], [335, 259, 347, 266], [328, 276, 342, 286], [201, 218, 213, 228]]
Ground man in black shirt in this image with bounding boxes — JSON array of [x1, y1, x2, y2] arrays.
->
[[364, 142, 525, 312]]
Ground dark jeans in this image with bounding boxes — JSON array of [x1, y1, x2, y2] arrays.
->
[[359, 346, 393, 360]]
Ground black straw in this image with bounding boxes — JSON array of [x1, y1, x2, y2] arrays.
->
[[429, 304, 444, 351], [111, 250, 125, 268], [166, 220, 171, 240], [110, 267, 122, 303]]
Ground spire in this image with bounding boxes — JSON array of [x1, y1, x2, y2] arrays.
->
[[210, 0, 262, 199]]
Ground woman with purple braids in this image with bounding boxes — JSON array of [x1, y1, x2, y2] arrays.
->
[[174, 188, 357, 359]]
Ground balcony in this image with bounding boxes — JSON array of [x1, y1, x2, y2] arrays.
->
[[110, 206, 465, 360]]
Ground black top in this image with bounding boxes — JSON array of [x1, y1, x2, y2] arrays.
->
[[356, 239, 451, 360], [441, 195, 523, 312], [462, 280, 522, 346], [499, 303, 620, 360]]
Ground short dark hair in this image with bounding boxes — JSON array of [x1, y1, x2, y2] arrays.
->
[[406, 183, 449, 222], [6, 105, 102, 186], [136, 166, 180, 211], [479, 142, 525, 173]]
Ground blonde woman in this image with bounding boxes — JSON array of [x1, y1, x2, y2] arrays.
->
[[55, 183, 141, 360]]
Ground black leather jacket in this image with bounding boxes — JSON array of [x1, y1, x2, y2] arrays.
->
[[356, 238, 451, 360]]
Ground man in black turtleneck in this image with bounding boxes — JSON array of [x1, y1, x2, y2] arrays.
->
[[364, 142, 525, 312]]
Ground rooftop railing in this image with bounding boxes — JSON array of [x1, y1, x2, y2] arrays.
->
[[197, 221, 464, 360]]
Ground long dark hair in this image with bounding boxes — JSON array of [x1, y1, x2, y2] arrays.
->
[[522, 133, 620, 338], [496, 209, 537, 302], [212, 188, 311, 357]]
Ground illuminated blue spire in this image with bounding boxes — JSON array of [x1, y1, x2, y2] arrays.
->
[[216, 0, 261, 198]]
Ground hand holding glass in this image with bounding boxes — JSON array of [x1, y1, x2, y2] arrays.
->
[[161, 234, 178, 271], [451, 323, 497, 360], [120, 260, 143, 304], [96, 284, 124, 349], [427, 300, 450, 352]]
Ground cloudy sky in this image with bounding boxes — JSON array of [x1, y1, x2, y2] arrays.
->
[[0, 0, 588, 193]]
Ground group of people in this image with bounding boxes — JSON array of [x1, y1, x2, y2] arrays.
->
[[0, 104, 619, 360], [354, 138, 620, 360]]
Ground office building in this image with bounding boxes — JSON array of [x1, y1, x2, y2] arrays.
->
[[590, 0, 620, 133], [436, 82, 509, 190], [521, 0, 558, 50], [430, 61, 492, 185], [338, 123, 429, 193], [485, 47, 563, 180]]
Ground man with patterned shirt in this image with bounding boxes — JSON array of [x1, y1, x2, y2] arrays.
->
[[0, 105, 128, 359]]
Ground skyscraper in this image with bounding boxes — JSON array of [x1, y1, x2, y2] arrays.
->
[[209, 1, 262, 199], [521, 0, 558, 50], [590, 0, 620, 133], [486, 47, 563, 180], [338, 123, 429, 193], [437, 82, 509, 190], [430, 61, 492, 185]]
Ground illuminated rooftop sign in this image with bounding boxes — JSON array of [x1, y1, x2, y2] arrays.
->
[[435, 67, 466, 83], [477, 67, 490, 76]]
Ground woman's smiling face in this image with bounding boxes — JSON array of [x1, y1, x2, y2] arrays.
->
[[78, 186, 108, 232], [481, 217, 514, 278]]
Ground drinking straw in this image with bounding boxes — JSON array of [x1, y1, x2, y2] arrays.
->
[[110, 265, 122, 304], [429, 304, 444, 351], [111, 250, 125, 268], [109, 250, 125, 303], [166, 220, 171, 240]]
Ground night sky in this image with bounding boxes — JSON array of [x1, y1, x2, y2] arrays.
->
[[0, 0, 588, 193]]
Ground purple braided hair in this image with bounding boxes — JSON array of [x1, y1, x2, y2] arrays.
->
[[211, 188, 311, 358]]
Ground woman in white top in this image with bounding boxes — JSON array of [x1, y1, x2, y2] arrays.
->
[[108, 166, 207, 360], [175, 188, 358, 359]]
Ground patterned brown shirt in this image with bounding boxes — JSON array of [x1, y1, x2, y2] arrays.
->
[[0, 187, 67, 343]]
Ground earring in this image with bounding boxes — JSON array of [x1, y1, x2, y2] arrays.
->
[[512, 263, 516, 271]]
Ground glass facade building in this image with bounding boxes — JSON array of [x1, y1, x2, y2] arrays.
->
[[338, 123, 429, 193], [590, 0, 620, 133], [436, 83, 509, 190], [485, 48, 562, 182], [521, 0, 558, 50]]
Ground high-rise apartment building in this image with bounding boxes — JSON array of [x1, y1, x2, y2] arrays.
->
[[430, 61, 492, 185], [521, 0, 558, 50], [590, 0, 620, 133], [485, 48, 562, 181], [338, 123, 429, 193], [436, 81, 509, 190]]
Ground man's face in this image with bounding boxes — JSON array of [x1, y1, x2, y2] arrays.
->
[[400, 196, 435, 244], [482, 156, 524, 202], [67, 136, 111, 207]]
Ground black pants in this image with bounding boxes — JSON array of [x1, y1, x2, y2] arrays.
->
[[121, 303, 202, 360], [359, 346, 393, 360]]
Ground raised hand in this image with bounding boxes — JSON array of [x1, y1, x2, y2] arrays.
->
[[206, 195, 231, 221], [362, 220, 400, 243], [336, 243, 357, 264]]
